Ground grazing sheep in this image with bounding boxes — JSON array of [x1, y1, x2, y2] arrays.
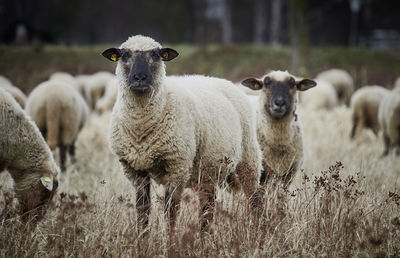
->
[[50, 72, 82, 94], [378, 92, 400, 156], [316, 69, 354, 105], [83, 71, 115, 110], [393, 76, 400, 93], [26, 80, 89, 171], [95, 77, 118, 114], [0, 75, 27, 108], [242, 70, 316, 186], [300, 79, 338, 110], [350, 85, 390, 139], [0, 87, 59, 214], [103, 35, 261, 224]]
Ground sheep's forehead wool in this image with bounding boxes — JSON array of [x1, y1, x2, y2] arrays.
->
[[120, 35, 162, 51], [265, 70, 293, 82]]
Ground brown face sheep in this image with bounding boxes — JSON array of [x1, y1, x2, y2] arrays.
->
[[26, 80, 89, 171], [350, 85, 390, 139], [242, 70, 316, 186], [0, 87, 59, 216]]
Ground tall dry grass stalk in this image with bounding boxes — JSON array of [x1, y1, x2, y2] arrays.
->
[[1, 107, 399, 257]]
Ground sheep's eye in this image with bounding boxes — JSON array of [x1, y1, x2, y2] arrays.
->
[[121, 52, 130, 62], [151, 51, 160, 61], [288, 78, 296, 87]]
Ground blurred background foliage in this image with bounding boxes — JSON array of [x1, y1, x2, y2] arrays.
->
[[0, 0, 399, 93]]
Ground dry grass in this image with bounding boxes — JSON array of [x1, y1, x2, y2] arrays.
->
[[1, 106, 400, 257]]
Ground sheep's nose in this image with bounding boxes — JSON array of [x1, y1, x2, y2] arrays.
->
[[274, 98, 285, 107], [133, 73, 147, 82]]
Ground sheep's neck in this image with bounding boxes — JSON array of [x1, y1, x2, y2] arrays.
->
[[260, 110, 296, 145], [120, 87, 167, 138]]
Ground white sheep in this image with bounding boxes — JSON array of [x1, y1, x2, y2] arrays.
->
[[25, 80, 89, 171], [95, 77, 118, 114], [316, 68, 354, 105], [50, 72, 82, 94], [300, 79, 338, 110], [83, 71, 115, 110], [0, 75, 27, 108], [242, 70, 316, 186], [350, 85, 390, 139], [378, 92, 400, 156], [0, 87, 59, 214], [102, 35, 261, 224], [393, 76, 400, 93]]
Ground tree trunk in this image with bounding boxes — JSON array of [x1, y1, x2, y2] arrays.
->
[[270, 0, 282, 45], [220, 0, 232, 45], [254, 0, 266, 45]]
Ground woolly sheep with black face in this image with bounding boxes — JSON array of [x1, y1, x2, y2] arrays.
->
[[242, 70, 316, 185], [103, 35, 262, 226]]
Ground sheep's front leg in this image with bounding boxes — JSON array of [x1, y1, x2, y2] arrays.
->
[[162, 166, 191, 229], [119, 159, 151, 226]]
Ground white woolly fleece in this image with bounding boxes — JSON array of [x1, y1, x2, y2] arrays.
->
[[120, 35, 162, 51]]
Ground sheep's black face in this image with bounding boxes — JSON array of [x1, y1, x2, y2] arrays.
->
[[264, 77, 297, 119], [102, 47, 179, 95]]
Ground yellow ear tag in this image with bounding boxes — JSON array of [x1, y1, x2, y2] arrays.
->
[[44, 177, 51, 182], [299, 84, 305, 90], [254, 83, 260, 90], [163, 52, 169, 59], [111, 54, 117, 61]]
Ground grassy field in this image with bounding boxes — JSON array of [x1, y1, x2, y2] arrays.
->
[[1, 45, 400, 257], [1, 105, 400, 257], [0, 44, 399, 94]]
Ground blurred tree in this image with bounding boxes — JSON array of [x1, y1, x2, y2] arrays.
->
[[290, 0, 310, 75], [270, 0, 282, 46], [253, 0, 267, 45]]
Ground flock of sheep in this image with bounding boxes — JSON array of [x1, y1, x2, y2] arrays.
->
[[1, 35, 399, 225]]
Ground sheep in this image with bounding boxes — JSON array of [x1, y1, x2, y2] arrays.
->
[[242, 70, 316, 186], [0, 75, 27, 108], [350, 85, 390, 139], [95, 77, 118, 114], [0, 87, 59, 215], [299, 79, 338, 110], [102, 35, 261, 225], [316, 68, 354, 105], [378, 92, 400, 156], [393, 76, 400, 93], [49, 72, 82, 94], [25, 80, 89, 171], [83, 71, 115, 110]]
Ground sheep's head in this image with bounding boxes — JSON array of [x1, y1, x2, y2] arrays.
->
[[102, 36, 178, 96], [242, 71, 316, 119]]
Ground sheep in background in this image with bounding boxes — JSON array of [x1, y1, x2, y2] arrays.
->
[[378, 92, 400, 156], [95, 77, 118, 114], [350, 85, 390, 139], [242, 70, 316, 186], [0, 75, 27, 108], [83, 71, 115, 110], [103, 35, 261, 225], [316, 68, 354, 105], [26, 80, 89, 171], [300, 79, 338, 110], [50, 72, 82, 95], [393, 76, 400, 93], [0, 87, 59, 215]]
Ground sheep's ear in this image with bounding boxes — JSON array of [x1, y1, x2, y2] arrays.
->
[[296, 79, 316, 91], [102, 48, 122, 62], [241, 78, 263, 91], [159, 48, 179, 61]]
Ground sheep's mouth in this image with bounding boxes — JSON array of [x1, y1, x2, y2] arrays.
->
[[130, 85, 151, 94], [268, 106, 288, 119]]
